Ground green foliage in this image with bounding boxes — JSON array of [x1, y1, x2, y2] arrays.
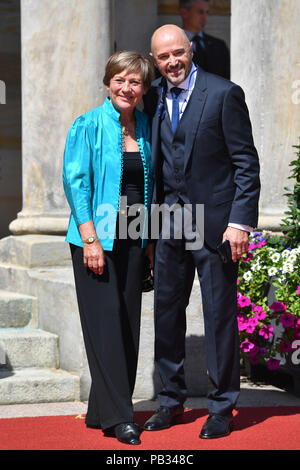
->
[[280, 139, 300, 247]]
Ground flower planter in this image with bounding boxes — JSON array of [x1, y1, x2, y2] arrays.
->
[[237, 231, 300, 396], [242, 352, 300, 397]]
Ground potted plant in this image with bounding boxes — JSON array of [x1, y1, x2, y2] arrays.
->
[[237, 140, 300, 391]]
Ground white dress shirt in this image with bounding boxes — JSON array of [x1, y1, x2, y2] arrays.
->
[[165, 64, 253, 234]]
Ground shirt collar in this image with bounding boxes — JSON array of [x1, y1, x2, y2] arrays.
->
[[184, 29, 204, 40], [166, 62, 198, 93]]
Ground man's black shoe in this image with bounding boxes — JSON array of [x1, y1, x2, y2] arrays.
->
[[114, 423, 141, 445], [143, 405, 184, 431], [199, 413, 233, 439]]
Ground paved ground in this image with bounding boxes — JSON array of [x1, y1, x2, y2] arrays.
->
[[0, 376, 300, 419]]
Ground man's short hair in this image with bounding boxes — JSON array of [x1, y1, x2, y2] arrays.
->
[[179, 0, 209, 9]]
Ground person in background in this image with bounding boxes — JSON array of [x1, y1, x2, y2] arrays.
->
[[63, 51, 154, 446], [179, 0, 230, 79]]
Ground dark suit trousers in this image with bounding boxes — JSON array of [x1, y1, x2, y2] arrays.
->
[[70, 237, 143, 431], [154, 208, 240, 416]]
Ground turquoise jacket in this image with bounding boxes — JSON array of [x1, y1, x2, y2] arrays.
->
[[63, 98, 154, 250]]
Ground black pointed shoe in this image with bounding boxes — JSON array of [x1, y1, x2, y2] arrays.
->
[[199, 413, 233, 439], [114, 423, 141, 445], [143, 405, 184, 431]]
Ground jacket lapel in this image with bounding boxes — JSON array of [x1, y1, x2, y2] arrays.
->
[[150, 78, 166, 172], [181, 69, 208, 172]]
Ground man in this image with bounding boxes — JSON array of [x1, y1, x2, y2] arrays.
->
[[180, 0, 230, 79], [143, 25, 260, 439]]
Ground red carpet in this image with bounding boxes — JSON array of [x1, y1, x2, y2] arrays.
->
[[0, 407, 300, 451]]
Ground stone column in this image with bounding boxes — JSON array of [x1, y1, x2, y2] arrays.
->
[[231, 0, 300, 231], [9, 0, 113, 235]]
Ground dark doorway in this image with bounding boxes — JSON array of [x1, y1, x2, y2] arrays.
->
[[0, 0, 22, 238]]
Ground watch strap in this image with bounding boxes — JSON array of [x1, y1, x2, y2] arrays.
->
[[82, 236, 98, 244]]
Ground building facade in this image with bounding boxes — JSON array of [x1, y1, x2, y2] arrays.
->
[[0, 0, 299, 403]]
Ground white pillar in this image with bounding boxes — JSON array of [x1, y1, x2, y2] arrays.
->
[[231, 0, 300, 231], [10, 0, 113, 234]]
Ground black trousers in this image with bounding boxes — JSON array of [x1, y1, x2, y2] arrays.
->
[[70, 237, 143, 430], [154, 207, 240, 416]]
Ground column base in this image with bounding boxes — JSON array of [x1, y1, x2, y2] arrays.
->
[[257, 212, 285, 233], [0, 234, 71, 268], [9, 215, 69, 235]]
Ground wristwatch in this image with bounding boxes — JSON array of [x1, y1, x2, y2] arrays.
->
[[82, 236, 98, 244]]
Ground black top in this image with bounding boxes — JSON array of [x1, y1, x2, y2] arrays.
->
[[121, 152, 144, 205]]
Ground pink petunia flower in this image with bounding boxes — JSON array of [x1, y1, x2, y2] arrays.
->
[[279, 341, 292, 353], [292, 331, 300, 340], [259, 325, 274, 339], [270, 301, 287, 312], [237, 315, 249, 331], [256, 240, 266, 248], [248, 243, 257, 251], [250, 345, 260, 357], [238, 295, 251, 308], [297, 285, 300, 295], [280, 312, 296, 328], [246, 317, 259, 333], [252, 305, 266, 321], [240, 340, 255, 353], [267, 358, 281, 370], [242, 252, 253, 262]]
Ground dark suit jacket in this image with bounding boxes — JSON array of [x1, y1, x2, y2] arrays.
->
[[195, 32, 230, 80], [143, 68, 260, 249]]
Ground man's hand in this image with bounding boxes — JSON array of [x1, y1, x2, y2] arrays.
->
[[222, 226, 249, 262]]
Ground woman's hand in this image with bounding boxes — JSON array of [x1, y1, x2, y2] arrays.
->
[[83, 240, 105, 275], [78, 220, 105, 275]]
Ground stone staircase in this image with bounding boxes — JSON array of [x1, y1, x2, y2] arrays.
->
[[0, 236, 80, 405], [0, 234, 207, 403]]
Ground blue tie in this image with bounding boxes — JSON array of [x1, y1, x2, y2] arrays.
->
[[171, 87, 183, 134]]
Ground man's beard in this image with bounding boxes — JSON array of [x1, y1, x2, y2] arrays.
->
[[166, 61, 192, 85]]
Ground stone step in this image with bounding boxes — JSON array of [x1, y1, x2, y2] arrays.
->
[[0, 328, 59, 369], [0, 235, 71, 268], [0, 290, 38, 328], [0, 368, 80, 405]]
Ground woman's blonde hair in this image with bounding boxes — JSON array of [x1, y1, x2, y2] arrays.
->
[[103, 50, 154, 90]]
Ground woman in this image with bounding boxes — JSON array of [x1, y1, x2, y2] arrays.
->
[[63, 51, 154, 445]]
